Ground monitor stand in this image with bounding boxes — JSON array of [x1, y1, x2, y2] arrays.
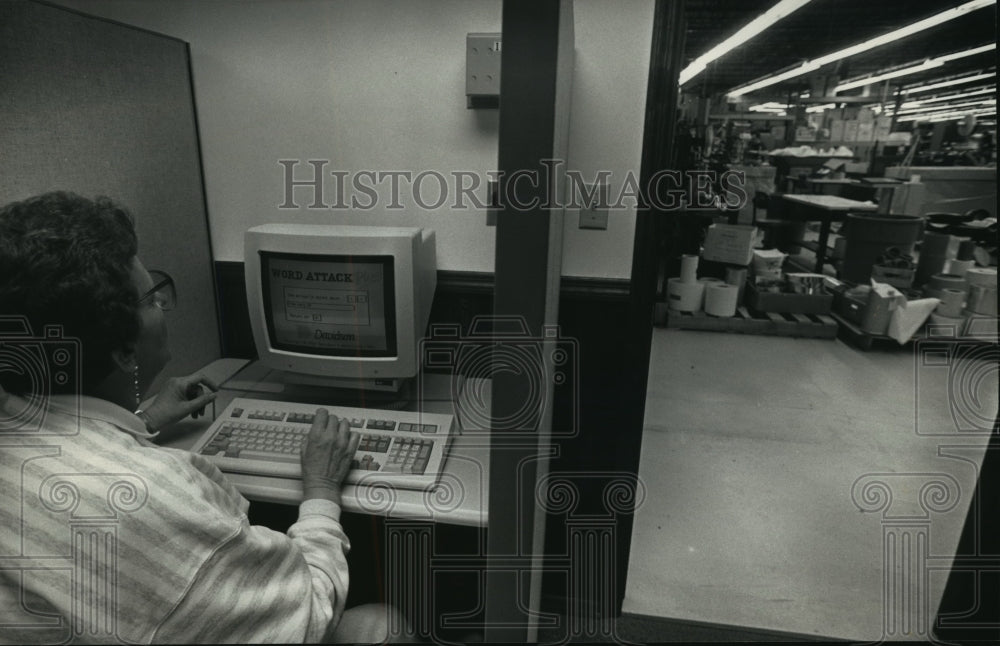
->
[[221, 360, 414, 410]]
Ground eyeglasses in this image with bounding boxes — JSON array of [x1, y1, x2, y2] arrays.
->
[[137, 270, 176, 311]]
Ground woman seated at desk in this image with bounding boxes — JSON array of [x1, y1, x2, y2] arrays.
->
[[0, 192, 401, 643]]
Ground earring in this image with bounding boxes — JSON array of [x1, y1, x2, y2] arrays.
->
[[133, 364, 141, 410]]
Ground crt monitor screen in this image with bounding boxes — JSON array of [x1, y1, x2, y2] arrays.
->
[[260, 251, 397, 357]]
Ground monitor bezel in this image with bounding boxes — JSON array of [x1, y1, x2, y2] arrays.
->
[[244, 223, 426, 383]]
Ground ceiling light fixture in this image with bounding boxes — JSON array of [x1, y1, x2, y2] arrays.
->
[[835, 60, 945, 93], [913, 86, 997, 104], [891, 98, 996, 116], [727, 0, 996, 98], [896, 107, 996, 122], [834, 44, 995, 93], [679, 0, 815, 86], [903, 71, 996, 94]]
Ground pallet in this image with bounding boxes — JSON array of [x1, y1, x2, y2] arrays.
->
[[831, 312, 902, 351], [832, 312, 1000, 351], [665, 306, 838, 339]]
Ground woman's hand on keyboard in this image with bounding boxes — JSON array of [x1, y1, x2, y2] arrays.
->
[[302, 409, 361, 504]]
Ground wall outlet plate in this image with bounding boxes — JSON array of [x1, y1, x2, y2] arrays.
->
[[578, 181, 609, 230]]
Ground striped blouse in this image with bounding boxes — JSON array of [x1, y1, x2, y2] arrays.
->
[[0, 389, 350, 644]]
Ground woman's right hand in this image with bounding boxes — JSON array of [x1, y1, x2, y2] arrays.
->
[[301, 409, 360, 504]]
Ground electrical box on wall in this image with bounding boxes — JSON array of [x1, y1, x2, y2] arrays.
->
[[466, 33, 501, 109]]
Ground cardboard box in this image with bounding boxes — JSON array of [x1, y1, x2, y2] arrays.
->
[[843, 120, 859, 142], [747, 282, 834, 315], [857, 122, 874, 142], [795, 126, 816, 142], [829, 119, 845, 142], [701, 224, 759, 266], [835, 290, 867, 325]]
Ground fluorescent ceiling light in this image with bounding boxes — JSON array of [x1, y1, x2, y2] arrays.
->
[[909, 86, 996, 104], [903, 71, 997, 94], [749, 102, 792, 111], [892, 98, 996, 116], [896, 107, 996, 122], [729, 61, 822, 97], [834, 44, 995, 93], [680, 0, 815, 86], [886, 86, 997, 110], [835, 60, 945, 93], [935, 43, 997, 62], [727, 0, 996, 98]]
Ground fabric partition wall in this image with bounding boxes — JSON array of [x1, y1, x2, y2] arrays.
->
[[0, 0, 220, 387]]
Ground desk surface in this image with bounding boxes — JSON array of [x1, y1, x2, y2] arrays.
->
[[782, 193, 879, 211], [162, 359, 489, 527]]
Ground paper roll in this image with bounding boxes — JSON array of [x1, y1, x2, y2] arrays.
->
[[704, 283, 739, 317], [680, 254, 699, 284], [725, 266, 748, 304], [967, 285, 998, 316], [934, 288, 966, 318], [667, 277, 704, 312], [946, 259, 974, 277], [957, 239, 978, 261], [927, 273, 968, 294], [697, 278, 723, 308], [966, 267, 998, 289]]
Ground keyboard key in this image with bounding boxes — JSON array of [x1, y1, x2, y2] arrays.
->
[[231, 408, 244, 418]]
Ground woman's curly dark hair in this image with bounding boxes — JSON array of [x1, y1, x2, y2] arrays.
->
[[0, 192, 141, 395]]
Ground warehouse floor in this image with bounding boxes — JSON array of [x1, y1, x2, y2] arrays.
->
[[622, 328, 997, 641]]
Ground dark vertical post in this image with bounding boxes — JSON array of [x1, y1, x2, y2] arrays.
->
[[618, 0, 686, 613], [485, 0, 568, 641]]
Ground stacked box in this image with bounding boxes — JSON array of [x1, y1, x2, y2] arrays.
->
[[843, 120, 860, 142], [701, 224, 759, 266], [830, 119, 845, 142]]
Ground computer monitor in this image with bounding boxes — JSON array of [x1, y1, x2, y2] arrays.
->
[[244, 224, 437, 392]]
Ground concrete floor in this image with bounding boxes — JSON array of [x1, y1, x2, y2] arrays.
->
[[623, 328, 997, 641]]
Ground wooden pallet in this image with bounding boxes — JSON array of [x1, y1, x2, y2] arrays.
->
[[665, 306, 838, 339], [831, 312, 902, 351], [832, 312, 1000, 351]]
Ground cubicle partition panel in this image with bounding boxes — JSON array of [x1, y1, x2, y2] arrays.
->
[[0, 0, 220, 388]]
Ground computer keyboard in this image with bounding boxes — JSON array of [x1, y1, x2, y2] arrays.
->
[[190, 397, 456, 491]]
